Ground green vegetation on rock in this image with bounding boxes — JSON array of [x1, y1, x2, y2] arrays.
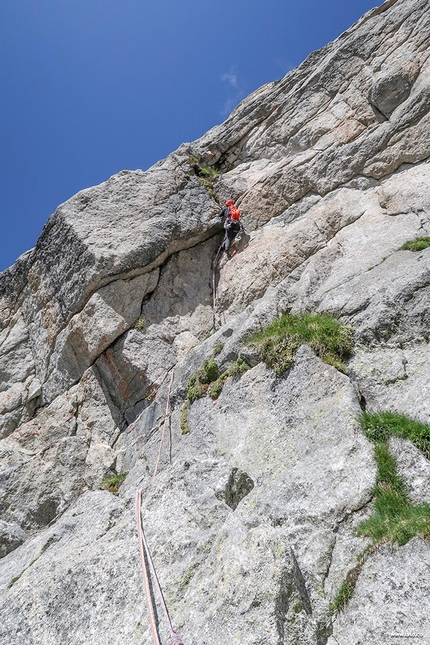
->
[[9, 556, 43, 588], [332, 411, 430, 614], [209, 358, 250, 400], [213, 343, 224, 356], [133, 316, 146, 331], [247, 312, 354, 375], [101, 472, 129, 493], [400, 236, 430, 252], [361, 411, 430, 458], [187, 358, 250, 404], [187, 156, 220, 179], [225, 357, 250, 378], [187, 155, 220, 198], [180, 402, 190, 434], [358, 412, 430, 546], [187, 359, 219, 403], [330, 564, 362, 613]]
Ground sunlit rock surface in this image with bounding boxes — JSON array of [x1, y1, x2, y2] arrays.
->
[[1, 1, 430, 643]]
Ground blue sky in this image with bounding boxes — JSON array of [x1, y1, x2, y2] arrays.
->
[[0, 0, 378, 272]]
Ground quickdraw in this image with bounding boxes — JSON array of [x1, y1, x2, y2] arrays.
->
[[135, 491, 184, 645]]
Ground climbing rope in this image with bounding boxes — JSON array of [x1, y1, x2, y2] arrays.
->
[[135, 491, 184, 645], [152, 370, 174, 482], [135, 490, 161, 645], [211, 241, 224, 312]]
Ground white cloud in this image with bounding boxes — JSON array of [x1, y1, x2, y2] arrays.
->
[[220, 67, 246, 116], [221, 70, 239, 88]]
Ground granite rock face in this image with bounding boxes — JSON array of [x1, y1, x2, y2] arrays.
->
[[329, 539, 430, 645], [1, 1, 430, 643]]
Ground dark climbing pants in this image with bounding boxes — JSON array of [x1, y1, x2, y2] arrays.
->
[[222, 225, 240, 252]]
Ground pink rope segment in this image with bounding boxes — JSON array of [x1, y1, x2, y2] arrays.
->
[[135, 490, 185, 645], [135, 490, 161, 645]]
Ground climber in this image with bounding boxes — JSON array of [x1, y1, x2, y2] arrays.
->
[[219, 199, 243, 254]]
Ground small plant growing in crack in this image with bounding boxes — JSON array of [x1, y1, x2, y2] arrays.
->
[[331, 411, 430, 613], [198, 178, 217, 199], [330, 561, 362, 613], [180, 402, 190, 434], [187, 155, 220, 199], [400, 236, 430, 252], [247, 312, 354, 375], [212, 342, 224, 357], [187, 359, 219, 403], [133, 316, 146, 331], [208, 358, 250, 400], [226, 357, 250, 378], [9, 553, 45, 588], [186, 357, 250, 404], [101, 472, 129, 493], [357, 412, 430, 546]]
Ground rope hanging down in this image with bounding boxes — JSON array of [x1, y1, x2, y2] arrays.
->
[[135, 491, 184, 645], [211, 242, 223, 312]]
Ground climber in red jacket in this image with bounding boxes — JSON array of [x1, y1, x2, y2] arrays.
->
[[219, 199, 243, 254]]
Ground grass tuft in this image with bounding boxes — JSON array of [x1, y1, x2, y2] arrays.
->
[[247, 312, 353, 375], [212, 343, 224, 357], [357, 414, 430, 546], [226, 357, 250, 378], [208, 379, 225, 400], [187, 359, 218, 403], [187, 155, 220, 198], [101, 472, 129, 493], [133, 316, 146, 331], [330, 564, 361, 613], [180, 402, 190, 435], [360, 411, 430, 459], [400, 236, 430, 252], [332, 412, 430, 614], [187, 358, 218, 403], [208, 358, 251, 400], [199, 165, 220, 179], [187, 358, 250, 404]]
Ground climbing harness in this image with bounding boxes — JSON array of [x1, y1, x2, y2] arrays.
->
[[135, 491, 184, 645], [152, 370, 174, 482]]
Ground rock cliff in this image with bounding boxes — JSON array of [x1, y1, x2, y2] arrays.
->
[[1, 1, 430, 643]]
